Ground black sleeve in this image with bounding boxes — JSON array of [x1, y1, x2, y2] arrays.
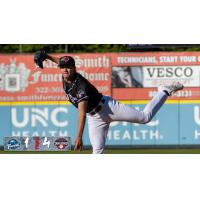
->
[[76, 84, 89, 103]]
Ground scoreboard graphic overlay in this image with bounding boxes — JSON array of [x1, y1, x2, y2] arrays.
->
[[4, 136, 71, 151]]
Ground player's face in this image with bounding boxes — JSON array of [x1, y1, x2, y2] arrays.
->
[[60, 66, 76, 80]]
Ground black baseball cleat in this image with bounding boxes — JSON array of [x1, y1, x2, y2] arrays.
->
[[158, 82, 184, 96]]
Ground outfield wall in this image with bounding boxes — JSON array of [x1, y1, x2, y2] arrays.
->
[[0, 101, 200, 146], [0, 52, 200, 146]]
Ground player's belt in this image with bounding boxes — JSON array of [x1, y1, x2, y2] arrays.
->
[[90, 99, 105, 115]]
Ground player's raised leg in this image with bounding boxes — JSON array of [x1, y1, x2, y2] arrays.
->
[[108, 82, 184, 124]]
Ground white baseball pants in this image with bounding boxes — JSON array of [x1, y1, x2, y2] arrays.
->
[[87, 91, 168, 154]]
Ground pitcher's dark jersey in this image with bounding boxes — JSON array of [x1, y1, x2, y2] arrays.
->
[[62, 73, 103, 113]]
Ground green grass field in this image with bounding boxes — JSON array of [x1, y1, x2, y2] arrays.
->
[[1, 148, 200, 154]]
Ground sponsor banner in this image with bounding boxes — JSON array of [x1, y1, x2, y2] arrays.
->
[[1, 52, 200, 101], [0, 102, 200, 146], [113, 66, 200, 87], [110, 52, 200, 100], [4, 136, 71, 151], [112, 65, 200, 88], [0, 53, 111, 102], [111, 52, 200, 66]]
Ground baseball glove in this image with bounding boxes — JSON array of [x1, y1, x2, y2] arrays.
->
[[34, 50, 47, 68]]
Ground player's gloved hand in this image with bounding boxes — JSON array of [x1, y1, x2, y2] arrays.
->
[[34, 50, 47, 69], [74, 136, 83, 151]]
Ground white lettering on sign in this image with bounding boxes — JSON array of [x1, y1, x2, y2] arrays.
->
[[107, 130, 162, 141], [74, 56, 110, 68], [194, 106, 200, 126], [79, 71, 109, 81], [32, 108, 48, 127], [159, 56, 178, 63], [51, 107, 68, 127], [11, 107, 68, 128], [30, 72, 63, 84], [179, 56, 196, 63], [117, 56, 157, 64], [194, 130, 200, 139]]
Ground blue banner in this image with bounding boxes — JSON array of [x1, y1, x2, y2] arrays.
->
[[0, 102, 200, 146]]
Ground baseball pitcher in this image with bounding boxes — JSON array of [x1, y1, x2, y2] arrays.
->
[[34, 50, 184, 154]]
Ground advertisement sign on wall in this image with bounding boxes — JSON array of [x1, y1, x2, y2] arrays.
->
[[0, 101, 200, 146], [0, 53, 111, 102], [0, 52, 200, 147], [111, 52, 200, 100]]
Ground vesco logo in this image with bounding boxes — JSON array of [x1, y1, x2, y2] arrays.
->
[[11, 107, 68, 128], [7, 139, 21, 150], [146, 67, 193, 78], [54, 138, 69, 150]]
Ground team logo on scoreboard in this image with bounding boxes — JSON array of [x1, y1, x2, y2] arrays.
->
[[54, 138, 69, 150], [7, 138, 21, 150]]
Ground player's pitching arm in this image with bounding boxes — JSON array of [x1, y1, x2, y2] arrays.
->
[[46, 54, 60, 65], [74, 100, 88, 151]]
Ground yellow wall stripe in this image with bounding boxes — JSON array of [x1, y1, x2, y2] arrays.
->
[[0, 101, 71, 106], [119, 100, 200, 104], [0, 100, 199, 106]]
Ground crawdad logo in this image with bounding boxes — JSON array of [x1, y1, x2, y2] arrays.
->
[[54, 138, 70, 150]]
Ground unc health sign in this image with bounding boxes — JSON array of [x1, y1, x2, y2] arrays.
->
[[0, 101, 200, 145], [0, 52, 200, 146]]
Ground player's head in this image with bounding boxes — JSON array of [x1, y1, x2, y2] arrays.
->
[[58, 56, 76, 69], [58, 56, 76, 80]]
